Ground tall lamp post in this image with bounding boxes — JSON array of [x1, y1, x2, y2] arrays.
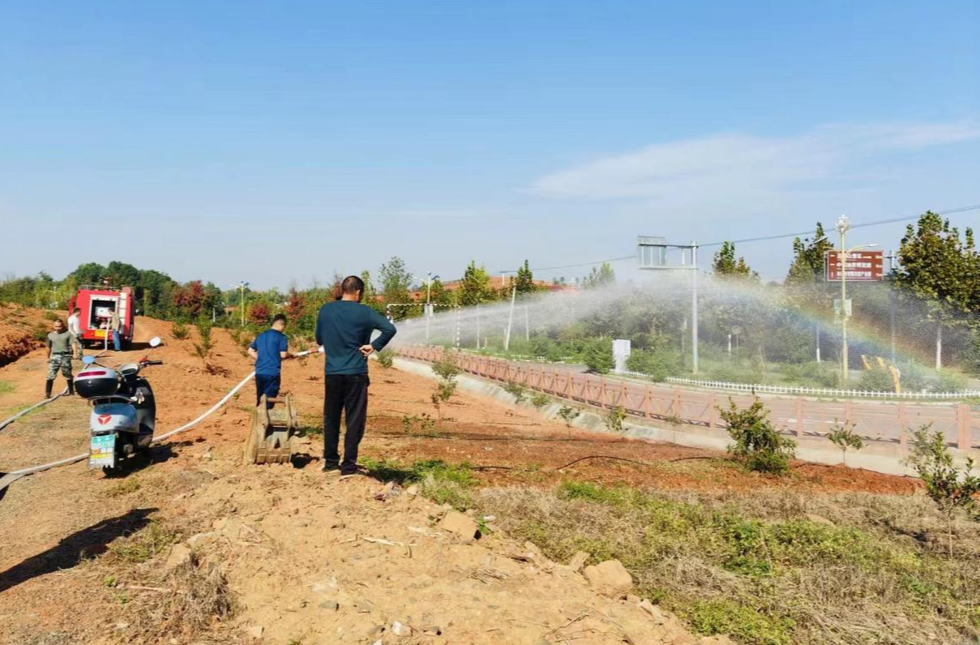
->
[[834, 215, 878, 385], [232, 281, 249, 327]]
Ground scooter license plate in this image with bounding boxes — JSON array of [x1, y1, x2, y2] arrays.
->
[[93, 330, 106, 339], [89, 434, 116, 469]]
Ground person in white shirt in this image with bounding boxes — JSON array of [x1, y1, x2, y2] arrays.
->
[[66, 307, 83, 359]]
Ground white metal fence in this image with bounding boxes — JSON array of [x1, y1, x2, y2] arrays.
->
[[662, 376, 980, 401]]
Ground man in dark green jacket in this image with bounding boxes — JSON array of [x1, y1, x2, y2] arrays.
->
[[46, 318, 81, 398], [315, 275, 397, 478]]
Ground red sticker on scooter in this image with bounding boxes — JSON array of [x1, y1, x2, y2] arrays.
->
[[98, 414, 112, 426]]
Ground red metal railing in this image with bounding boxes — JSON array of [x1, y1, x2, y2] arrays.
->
[[397, 345, 979, 452]]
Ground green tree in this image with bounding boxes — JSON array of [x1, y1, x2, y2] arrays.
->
[[69, 262, 106, 286], [785, 223, 834, 286], [379, 257, 414, 319], [515, 260, 537, 295], [458, 262, 495, 306], [104, 261, 141, 288], [906, 426, 980, 557], [712, 242, 758, 280], [428, 277, 451, 305], [583, 262, 615, 288], [784, 223, 835, 362], [360, 270, 385, 313], [895, 212, 980, 370]]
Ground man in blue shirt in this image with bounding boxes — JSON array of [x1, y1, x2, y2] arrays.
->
[[315, 275, 397, 478], [248, 314, 294, 407]]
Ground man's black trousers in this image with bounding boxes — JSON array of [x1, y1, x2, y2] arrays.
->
[[323, 373, 369, 474]]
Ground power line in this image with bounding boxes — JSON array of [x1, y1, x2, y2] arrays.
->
[[700, 203, 980, 247], [497, 202, 980, 274]]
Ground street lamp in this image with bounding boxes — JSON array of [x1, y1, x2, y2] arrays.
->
[[232, 281, 249, 327], [834, 215, 879, 384]]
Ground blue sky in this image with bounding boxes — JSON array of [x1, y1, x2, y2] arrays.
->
[[2, 1, 978, 288]]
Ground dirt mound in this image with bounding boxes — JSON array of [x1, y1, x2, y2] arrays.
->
[[0, 305, 51, 368]]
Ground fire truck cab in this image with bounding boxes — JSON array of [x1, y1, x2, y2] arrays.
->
[[68, 284, 135, 349]]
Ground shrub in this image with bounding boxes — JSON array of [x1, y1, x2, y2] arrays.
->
[[30, 323, 49, 341], [376, 348, 395, 369], [605, 406, 626, 433], [720, 398, 796, 474], [192, 317, 214, 362], [558, 405, 580, 431], [858, 368, 895, 392], [581, 338, 614, 374], [626, 349, 679, 381], [530, 393, 550, 409], [43, 310, 59, 321], [779, 361, 839, 389], [934, 370, 967, 393], [431, 354, 461, 382], [827, 421, 863, 466], [898, 361, 928, 392], [708, 361, 764, 384], [247, 302, 271, 325], [906, 425, 980, 557], [503, 381, 528, 403], [401, 413, 436, 435], [171, 320, 190, 341]]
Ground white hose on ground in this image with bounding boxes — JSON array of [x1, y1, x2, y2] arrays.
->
[[0, 388, 69, 432], [2, 349, 318, 483]]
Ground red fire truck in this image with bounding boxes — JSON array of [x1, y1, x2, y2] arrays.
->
[[68, 283, 136, 349]]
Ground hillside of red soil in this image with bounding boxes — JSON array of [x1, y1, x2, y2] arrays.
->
[[0, 304, 54, 369]]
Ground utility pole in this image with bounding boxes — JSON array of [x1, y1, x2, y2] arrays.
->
[[691, 241, 699, 375], [836, 215, 850, 385], [504, 285, 517, 351], [887, 250, 896, 364], [233, 281, 249, 327], [524, 305, 530, 341]]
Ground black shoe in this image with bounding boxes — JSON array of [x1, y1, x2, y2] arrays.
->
[[66, 379, 74, 396], [320, 461, 340, 473]]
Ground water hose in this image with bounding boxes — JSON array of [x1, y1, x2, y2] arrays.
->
[[0, 349, 318, 494], [0, 389, 69, 433]]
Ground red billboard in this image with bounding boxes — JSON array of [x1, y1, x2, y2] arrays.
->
[[825, 250, 884, 282]]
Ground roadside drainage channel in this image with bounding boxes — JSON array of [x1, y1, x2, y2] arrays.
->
[[392, 356, 919, 477]]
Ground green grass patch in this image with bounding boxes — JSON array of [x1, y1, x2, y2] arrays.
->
[[479, 483, 980, 645], [106, 520, 178, 564], [0, 381, 15, 395], [360, 457, 478, 510], [103, 478, 142, 498]]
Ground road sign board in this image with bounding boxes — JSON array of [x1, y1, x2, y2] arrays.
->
[[825, 250, 884, 282]]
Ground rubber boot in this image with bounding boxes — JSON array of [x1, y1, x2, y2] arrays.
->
[[66, 378, 74, 396], [45, 379, 53, 399]]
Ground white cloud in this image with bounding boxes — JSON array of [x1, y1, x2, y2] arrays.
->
[[530, 121, 980, 211]]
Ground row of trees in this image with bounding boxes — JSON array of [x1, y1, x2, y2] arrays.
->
[[710, 212, 980, 373], [0, 261, 224, 322]]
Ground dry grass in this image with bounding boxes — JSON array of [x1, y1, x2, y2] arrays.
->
[[129, 554, 237, 641], [478, 484, 980, 645], [97, 516, 238, 642]]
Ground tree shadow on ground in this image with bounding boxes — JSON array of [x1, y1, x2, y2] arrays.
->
[[0, 507, 157, 594]]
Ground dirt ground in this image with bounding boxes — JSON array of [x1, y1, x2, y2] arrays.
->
[[0, 315, 919, 644]]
